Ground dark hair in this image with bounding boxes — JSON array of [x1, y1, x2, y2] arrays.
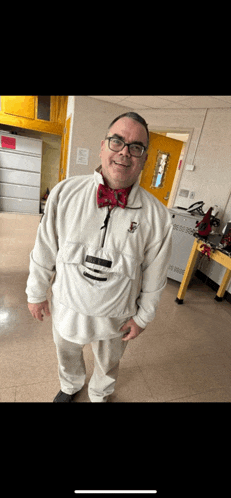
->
[[107, 111, 149, 148]]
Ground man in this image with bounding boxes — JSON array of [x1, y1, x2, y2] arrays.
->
[[26, 111, 172, 402]]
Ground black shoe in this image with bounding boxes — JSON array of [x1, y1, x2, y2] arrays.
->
[[53, 390, 76, 403]]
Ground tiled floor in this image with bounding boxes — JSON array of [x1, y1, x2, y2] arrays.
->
[[1, 212, 231, 402]]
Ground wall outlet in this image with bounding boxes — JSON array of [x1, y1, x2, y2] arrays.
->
[[189, 191, 195, 199]]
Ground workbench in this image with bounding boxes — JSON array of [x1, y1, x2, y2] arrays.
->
[[175, 237, 231, 304]]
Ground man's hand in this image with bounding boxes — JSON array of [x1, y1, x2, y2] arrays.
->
[[120, 318, 144, 341], [28, 300, 51, 322]]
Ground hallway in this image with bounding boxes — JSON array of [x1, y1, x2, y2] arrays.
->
[[1, 212, 231, 402]]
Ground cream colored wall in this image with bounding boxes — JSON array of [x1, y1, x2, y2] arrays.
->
[[67, 96, 130, 178]]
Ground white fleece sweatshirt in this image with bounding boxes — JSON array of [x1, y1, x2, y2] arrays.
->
[[26, 167, 172, 340]]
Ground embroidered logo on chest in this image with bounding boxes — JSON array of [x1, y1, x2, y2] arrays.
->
[[128, 222, 140, 233]]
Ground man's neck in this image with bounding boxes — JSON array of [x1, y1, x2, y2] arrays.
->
[[100, 169, 132, 190]]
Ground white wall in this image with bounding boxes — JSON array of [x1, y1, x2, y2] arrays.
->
[[67, 96, 129, 178], [191, 109, 231, 227]]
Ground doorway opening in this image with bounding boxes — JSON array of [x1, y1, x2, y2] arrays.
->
[[139, 130, 190, 209]]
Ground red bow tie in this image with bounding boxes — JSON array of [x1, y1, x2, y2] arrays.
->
[[97, 182, 132, 209]]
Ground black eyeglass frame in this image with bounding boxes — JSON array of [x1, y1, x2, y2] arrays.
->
[[105, 136, 147, 157]]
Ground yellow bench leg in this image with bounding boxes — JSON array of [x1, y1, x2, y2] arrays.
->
[[215, 268, 231, 301], [175, 238, 199, 304]]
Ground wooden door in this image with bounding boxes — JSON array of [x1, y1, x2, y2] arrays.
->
[[59, 115, 71, 182], [139, 132, 183, 206]]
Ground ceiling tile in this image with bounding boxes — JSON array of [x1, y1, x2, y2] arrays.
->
[[177, 96, 231, 108], [161, 102, 193, 109], [155, 95, 193, 102], [116, 96, 132, 102], [88, 96, 128, 103], [87, 95, 231, 109], [118, 102, 151, 110], [122, 96, 172, 107], [211, 96, 231, 103]]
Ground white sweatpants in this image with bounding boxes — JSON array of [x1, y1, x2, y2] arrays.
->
[[53, 324, 128, 402]]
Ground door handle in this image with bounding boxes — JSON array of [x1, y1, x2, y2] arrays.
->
[[164, 191, 170, 201]]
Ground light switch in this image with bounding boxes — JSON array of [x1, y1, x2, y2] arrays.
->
[[185, 164, 195, 171]]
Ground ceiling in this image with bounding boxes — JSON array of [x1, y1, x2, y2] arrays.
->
[[88, 95, 231, 110]]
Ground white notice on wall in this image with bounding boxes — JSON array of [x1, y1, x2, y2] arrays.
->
[[76, 147, 89, 165]]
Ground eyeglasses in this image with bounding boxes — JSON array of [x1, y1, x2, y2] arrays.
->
[[105, 136, 147, 157]]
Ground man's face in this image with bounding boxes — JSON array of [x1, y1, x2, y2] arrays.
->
[[100, 117, 148, 189]]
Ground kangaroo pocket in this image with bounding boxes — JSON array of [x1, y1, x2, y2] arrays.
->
[[52, 242, 141, 317]]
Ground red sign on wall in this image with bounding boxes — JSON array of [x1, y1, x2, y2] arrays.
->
[[1, 136, 16, 149]]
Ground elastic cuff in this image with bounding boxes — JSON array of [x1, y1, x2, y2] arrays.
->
[[26, 297, 47, 304], [132, 315, 148, 329]]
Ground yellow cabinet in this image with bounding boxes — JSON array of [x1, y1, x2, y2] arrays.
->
[[0, 96, 67, 135], [1, 96, 35, 119]]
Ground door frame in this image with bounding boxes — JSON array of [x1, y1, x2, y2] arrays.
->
[[59, 115, 71, 182], [144, 127, 194, 209]]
